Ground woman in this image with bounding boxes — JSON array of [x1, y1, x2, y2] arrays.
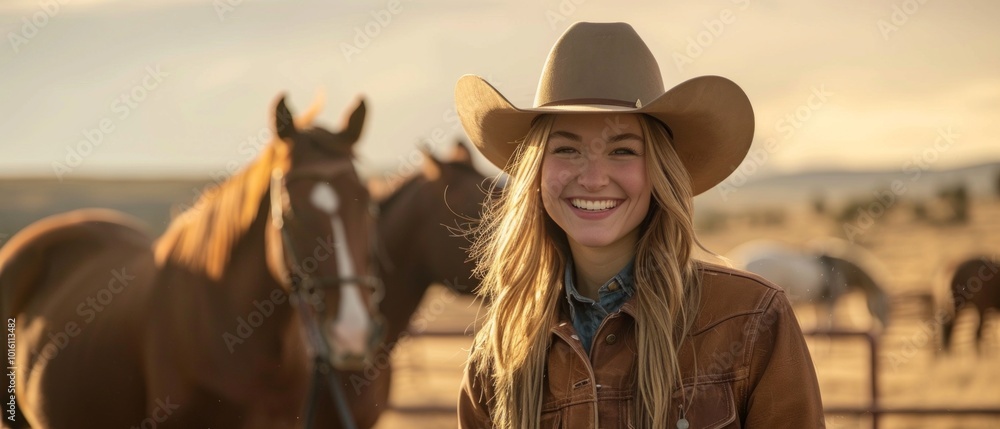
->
[[455, 22, 824, 428]]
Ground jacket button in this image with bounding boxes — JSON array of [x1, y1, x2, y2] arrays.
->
[[607, 281, 619, 291], [605, 334, 617, 344]]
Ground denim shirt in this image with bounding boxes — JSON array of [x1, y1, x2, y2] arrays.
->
[[563, 259, 636, 355]]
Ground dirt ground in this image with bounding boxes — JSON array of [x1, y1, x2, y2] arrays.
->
[[374, 199, 1000, 428]]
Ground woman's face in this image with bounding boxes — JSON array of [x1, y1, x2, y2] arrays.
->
[[541, 113, 651, 253]]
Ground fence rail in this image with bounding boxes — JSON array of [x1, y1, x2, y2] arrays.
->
[[802, 329, 1000, 428]]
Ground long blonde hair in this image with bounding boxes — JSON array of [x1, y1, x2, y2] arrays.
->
[[469, 114, 703, 428]]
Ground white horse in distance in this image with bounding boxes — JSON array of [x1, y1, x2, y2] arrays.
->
[[727, 238, 890, 332]]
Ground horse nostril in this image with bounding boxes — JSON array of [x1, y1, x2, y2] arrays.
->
[[330, 353, 367, 371]]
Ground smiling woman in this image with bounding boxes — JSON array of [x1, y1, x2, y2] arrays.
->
[[455, 22, 825, 429], [541, 114, 651, 267]]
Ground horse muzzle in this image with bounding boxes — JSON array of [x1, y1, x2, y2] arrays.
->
[[326, 314, 386, 371]]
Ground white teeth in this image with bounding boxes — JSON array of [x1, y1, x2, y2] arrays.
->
[[571, 199, 618, 211]]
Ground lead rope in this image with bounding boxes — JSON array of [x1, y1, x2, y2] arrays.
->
[[302, 354, 357, 429], [285, 234, 359, 429], [299, 349, 358, 429]]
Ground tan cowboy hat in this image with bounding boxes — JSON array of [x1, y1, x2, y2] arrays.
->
[[455, 22, 754, 196]]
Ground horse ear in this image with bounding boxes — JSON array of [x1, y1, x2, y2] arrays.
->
[[420, 144, 442, 181], [341, 96, 367, 144], [449, 139, 474, 167], [274, 95, 297, 140]]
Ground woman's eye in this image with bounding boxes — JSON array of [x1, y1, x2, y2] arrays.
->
[[611, 148, 639, 155], [552, 146, 578, 154]]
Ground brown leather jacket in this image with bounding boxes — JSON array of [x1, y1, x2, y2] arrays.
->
[[458, 263, 825, 428]]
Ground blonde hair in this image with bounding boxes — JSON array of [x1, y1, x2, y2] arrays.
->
[[469, 114, 703, 428]]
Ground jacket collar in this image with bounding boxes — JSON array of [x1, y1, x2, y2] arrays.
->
[[550, 261, 777, 336]]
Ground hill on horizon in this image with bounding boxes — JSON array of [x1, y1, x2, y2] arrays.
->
[[695, 160, 1000, 212]]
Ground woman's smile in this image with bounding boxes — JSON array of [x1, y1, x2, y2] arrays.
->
[[568, 198, 622, 211]]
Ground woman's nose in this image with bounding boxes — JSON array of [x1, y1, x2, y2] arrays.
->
[[577, 158, 609, 191]]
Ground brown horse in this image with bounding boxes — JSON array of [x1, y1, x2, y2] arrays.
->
[[344, 141, 493, 406], [1, 95, 386, 428], [942, 256, 1000, 354]]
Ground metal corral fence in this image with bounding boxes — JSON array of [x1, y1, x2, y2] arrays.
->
[[802, 329, 1000, 429]]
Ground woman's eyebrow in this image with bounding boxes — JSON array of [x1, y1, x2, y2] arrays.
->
[[548, 130, 581, 141], [608, 133, 644, 143]]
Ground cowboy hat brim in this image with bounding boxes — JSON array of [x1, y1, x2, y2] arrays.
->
[[455, 74, 754, 196]]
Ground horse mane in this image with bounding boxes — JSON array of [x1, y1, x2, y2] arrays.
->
[[154, 142, 286, 280]]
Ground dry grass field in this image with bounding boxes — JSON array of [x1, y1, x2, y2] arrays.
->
[[698, 198, 1000, 429], [376, 198, 1000, 428]]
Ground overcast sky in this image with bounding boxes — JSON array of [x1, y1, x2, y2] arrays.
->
[[2, 0, 998, 184]]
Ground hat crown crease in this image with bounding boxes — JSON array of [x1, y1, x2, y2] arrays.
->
[[534, 22, 665, 108]]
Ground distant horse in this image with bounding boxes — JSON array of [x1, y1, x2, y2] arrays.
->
[[941, 256, 1000, 354], [376, 141, 489, 338], [0, 95, 387, 428], [346, 141, 493, 402], [727, 239, 889, 330]]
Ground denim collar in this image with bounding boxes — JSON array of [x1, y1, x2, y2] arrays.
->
[[563, 258, 635, 309]]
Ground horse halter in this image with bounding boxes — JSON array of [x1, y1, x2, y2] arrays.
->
[[268, 164, 386, 369]]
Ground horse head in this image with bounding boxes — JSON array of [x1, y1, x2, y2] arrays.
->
[[817, 254, 890, 329], [808, 237, 891, 330], [265, 94, 384, 370], [942, 256, 1000, 354]]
